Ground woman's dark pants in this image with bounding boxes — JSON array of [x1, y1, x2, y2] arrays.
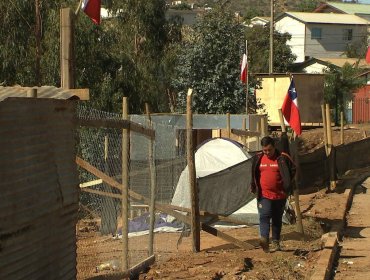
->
[[257, 197, 286, 241]]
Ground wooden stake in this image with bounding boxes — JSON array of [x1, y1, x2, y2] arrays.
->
[[27, 88, 37, 98], [260, 116, 267, 137], [226, 112, 231, 138], [60, 8, 75, 89], [122, 97, 129, 270], [256, 120, 261, 150], [321, 104, 328, 156], [278, 109, 286, 133], [242, 118, 247, 146], [325, 104, 336, 191], [292, 134, 304, 236], [186, 89, 200, 252], [325, 104, 333, 155], [340, 111, 344, 145], [145, 103, 157, 256]]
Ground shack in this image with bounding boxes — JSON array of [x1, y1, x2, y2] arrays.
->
[[255, 73, 325, 126]]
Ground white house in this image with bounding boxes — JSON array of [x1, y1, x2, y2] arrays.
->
[[275, 12, 368, 63], [249, 16, 270, 27]]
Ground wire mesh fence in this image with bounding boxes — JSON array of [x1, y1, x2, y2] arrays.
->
[[76, 105, 188, 279]]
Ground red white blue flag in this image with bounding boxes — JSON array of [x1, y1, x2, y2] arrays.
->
[[240, 53, 248, 84], [281, 78, 302, 135], [81, 0, 101, 25]]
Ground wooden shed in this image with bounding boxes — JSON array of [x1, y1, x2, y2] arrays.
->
[[255, 73, 325, 126]]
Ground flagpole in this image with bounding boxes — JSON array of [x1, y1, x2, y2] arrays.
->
[[245, 40, 249, 115], [75, 0, 83, 16]]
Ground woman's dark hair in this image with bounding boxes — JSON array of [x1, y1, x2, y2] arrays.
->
[[260, 136, 275, 147]]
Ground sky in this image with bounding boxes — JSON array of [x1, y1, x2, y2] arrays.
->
[[359, 0, 370, 3]]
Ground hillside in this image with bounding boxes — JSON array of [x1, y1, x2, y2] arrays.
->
[[168, 0, 327, 18]]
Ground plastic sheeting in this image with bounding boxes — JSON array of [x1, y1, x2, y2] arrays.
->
[[171, 138, 254, 216]]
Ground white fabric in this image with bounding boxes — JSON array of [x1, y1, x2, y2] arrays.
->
[[171, 138, 251, 209]]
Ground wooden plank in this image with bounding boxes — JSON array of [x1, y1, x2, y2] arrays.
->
[[77, 119, 155, 139], [75, 157, 190, 225], [81, 187, 121, 199], [201, 223, 255, 250], [231, 129, 260, 137], [79, 179, 103, 188]]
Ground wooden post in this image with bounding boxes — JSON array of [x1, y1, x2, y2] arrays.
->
[[278, 109, 286, 133], [242, 118, 247, 146], [60, 8, 75, 89], [256, 119, 261, 150], [186, 89, 200, 252], [321, 104, 328, 156], [325, 104, 336, 191], [340, 111, 344, 145], [260, 116, 268, 137], [27, 88, 37, 98], [35, 0, 42, 86], [122, 97, 129, 270], [292, 134, 304, 236], [226, 112, 231, 139], [145, 103, 157, 256], [325, 104, 333, 156]]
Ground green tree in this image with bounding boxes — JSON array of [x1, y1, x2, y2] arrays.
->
[[294, 0, 321, 12], [323, 62, 366, 124], [172, 5, 246, 113], [245, 25, 296, 74]]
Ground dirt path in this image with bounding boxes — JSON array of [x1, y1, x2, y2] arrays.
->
[[335, 177, 370, 279]]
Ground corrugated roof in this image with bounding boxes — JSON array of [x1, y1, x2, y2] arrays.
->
[[283, 12, 368, 25], [316, 57, 369, 68], [0, 86, 81, 102], [326, 2, 370, 15]]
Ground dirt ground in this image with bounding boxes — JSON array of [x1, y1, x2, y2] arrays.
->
[[76, 124, 370, 280]]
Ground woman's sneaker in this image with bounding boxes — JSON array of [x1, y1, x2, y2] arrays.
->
[[259, 237, 269, 253]]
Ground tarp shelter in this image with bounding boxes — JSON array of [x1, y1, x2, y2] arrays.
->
[[171, 138, 256, 217]]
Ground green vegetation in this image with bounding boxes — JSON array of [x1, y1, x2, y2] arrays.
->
[[324, 62, 366, 123]]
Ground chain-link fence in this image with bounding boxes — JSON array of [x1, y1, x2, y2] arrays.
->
[[76, 105, 188, 279]]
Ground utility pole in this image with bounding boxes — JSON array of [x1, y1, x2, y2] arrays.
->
[[269, 0, 274, 74], [245, 40, 249, 115], [35, 0, 41, 86]]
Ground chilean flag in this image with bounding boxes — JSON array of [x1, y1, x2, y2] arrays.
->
[[240, 53, 248, 84], [81, 0, 101, 25], [281, 78, 302, 135]]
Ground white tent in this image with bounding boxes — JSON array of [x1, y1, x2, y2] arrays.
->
[[171, 138, 257, 220]]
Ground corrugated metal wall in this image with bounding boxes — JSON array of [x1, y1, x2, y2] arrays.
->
[[353, 86, 370, 123], [0, 98, 79, 280]]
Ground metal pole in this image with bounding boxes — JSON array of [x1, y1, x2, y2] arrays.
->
[[340, 111, 344, 145], [269, 0, 274, 74], [245, 40, 249, 114]]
